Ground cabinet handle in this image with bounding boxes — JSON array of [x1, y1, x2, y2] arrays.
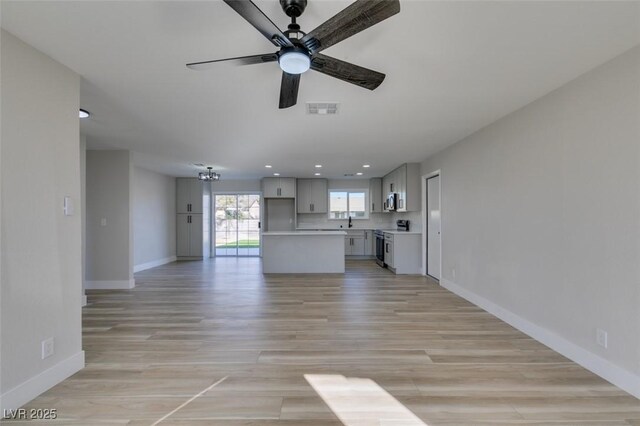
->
[[372, 202, 375, 212], [386, 243, 389, 253]]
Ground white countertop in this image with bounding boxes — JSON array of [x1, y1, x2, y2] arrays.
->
[[263, 231, 347, 236], [380, 230, 422, 235], [295, 227, 421, 235]]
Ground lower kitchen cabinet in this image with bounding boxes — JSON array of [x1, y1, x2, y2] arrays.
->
[[345, 234, 365, 256], [177, 213, 204, 258], [344, 230, 376, 257], [384, 232, 421, 274], [364, 230, 374, 256]]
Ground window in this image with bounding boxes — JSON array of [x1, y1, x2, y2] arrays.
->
[[329, 190, 369, 219]]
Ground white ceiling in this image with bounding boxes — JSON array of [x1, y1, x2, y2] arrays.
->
[[2, 1, 639, 179]]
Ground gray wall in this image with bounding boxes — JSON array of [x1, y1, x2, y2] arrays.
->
[[1, 30, 83, 406], [133, 167, 176, 267], [210, 179, 261, 193], [86, 150, 134, 283], [421, 46, 640, 383]]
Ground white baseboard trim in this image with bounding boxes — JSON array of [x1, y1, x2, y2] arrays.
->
[[134, 255, 177, 273], [441, 278, 640, 399], [0, 351, 85, 412], [85, 279, 135, 290]]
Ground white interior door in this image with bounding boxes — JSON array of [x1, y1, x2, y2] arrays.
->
[[427, 176, 441, 280]]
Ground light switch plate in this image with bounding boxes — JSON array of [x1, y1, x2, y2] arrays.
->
[[63, 196, 74, 216], [596, 329, 608, 348], [41, 337, 54, 359]]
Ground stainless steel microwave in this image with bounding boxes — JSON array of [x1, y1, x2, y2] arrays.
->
[[386, 193, 398, 211]]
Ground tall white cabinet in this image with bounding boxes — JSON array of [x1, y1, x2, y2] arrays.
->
[[176, 178, 210, 259]]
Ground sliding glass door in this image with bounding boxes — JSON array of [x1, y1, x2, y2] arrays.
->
[[214, 194, 261, 256]]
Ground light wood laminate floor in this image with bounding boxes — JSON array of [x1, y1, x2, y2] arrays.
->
[[11, 258, 640, 425]]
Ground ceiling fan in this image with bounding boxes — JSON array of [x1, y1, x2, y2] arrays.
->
[[187, 0, 400, 109]]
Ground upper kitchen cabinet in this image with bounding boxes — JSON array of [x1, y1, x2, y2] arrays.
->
[[383, 163, 421, 212], [262, 177, 296, 198], [297, 178, 328, 213], [176, 178, 205, 213], [369, 178, 384, 213]]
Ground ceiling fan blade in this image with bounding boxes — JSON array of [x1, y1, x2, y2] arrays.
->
[[279, 72, 300, 109], [224, 0, 293, 47], [187, 53, 278, 70], [301, 0, 400, 53], [311, 54, 385, 90]]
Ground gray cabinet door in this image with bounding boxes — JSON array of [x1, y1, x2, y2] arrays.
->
[[351, 236, 365, 256], [176, 214, 191, 256], [369, 178, 382, 213], [310, 179, 328, 213], [279, 178, 296, 198], [176, 179, 190, 213], [189, 214, 203, 257], [344, 236, 352, 256], [364, 231, 374, 256], [189, 180, 203, 214], [262, 178, 279, 198], [297, 179, 312, 213]]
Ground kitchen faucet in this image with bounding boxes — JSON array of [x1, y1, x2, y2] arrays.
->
[[348, 216, 353, 228]]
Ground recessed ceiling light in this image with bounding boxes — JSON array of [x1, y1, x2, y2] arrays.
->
[[363, 164, 370, 168], [356, 172, 363, 176], [273, 172, 280, 176], [315, 164, 322, 168], [79, 109, 90, 118], [265, 165, 272, 168], [314, 172, 321, 176]]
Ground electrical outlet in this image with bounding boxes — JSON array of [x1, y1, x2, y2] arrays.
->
[[100, 218, 107, 227], [451, 267, 456, 280], [41, 337, 54, 359], [596, 329, 608, 349]]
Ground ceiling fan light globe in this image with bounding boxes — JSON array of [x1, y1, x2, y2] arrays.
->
[[279, 51, 310, 74]]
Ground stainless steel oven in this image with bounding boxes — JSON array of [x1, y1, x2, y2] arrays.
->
[[374, 230, 385, 267]]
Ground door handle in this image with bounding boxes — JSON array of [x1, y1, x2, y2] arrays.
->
[[372, 202, 375, 211]]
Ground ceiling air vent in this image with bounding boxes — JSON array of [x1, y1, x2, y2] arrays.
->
[[307, 102, 339, 115]]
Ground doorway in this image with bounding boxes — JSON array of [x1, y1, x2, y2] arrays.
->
[[214, 194, 261, 256], [426, 175, 441, 280]]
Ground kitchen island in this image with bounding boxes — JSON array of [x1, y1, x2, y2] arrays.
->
[[262, 231, 346, 273]]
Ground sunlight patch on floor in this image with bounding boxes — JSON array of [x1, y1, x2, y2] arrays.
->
[[305, 374, 427, 426]]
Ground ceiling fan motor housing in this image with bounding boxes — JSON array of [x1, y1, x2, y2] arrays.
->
[[280, 0, 307, 17]]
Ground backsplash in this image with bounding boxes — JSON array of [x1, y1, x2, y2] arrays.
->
[[297, 211, 422, 231], [297, 213, 394, 230]]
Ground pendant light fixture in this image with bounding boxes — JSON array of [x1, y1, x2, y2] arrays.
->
[[198, 167, 220, 181]]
